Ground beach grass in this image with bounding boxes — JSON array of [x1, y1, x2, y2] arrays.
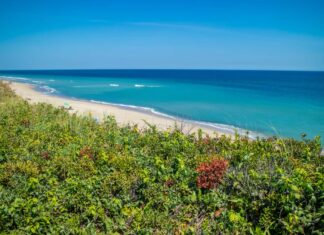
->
[[0, 81, 323, 234]]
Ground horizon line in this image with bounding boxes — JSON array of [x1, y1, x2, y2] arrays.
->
[[0, 68, 324, 73]]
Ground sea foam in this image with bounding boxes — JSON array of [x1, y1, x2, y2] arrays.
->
[[109, 84, 119, 87], [0, 76, 30, 81], [134, 84, 161, 88], [39, 85, 57, 94]]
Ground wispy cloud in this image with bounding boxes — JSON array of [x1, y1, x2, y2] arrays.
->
[[130, 22, 222, 32], [88, 20, 228, 34], [129, 22, 324, 41]]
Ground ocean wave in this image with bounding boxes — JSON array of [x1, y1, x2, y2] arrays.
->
[[134, 84, 161, 88], [73, 83, 120, 88], [32, 80, 45, 84], [61, 83, 162, 89], [149, 109, 177, 119], [73, 85, 98, 88], [0, 75, 30, 81], [39, 85, 57, 94], [49, 79, 55, 82], [0, 75, 58, 95], [90, 100, 176, 120], [90, 99, 155, 113]]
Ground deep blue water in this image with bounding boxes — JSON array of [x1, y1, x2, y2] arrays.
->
[[1, 70, 323, 141]]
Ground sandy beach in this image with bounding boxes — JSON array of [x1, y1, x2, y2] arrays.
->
[[5, 81, 233, 137]]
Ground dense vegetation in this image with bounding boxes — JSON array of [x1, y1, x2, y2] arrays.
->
[[0, 81, 323, 234]]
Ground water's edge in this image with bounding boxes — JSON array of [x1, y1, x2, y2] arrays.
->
[[1, 75, 263, 139]]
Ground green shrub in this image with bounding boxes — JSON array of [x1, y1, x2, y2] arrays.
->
[[0, 81, 323, 234]]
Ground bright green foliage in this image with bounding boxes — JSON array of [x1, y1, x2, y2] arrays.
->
[[0, 82, 323, 234]]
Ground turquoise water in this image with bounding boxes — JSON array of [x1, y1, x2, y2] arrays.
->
[[1, 70, 323, 141]]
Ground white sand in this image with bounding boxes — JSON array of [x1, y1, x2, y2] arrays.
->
[[6, 81, 233, 137]]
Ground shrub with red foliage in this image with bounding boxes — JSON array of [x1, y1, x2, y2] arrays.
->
[[41, 151, 50, 160], [20, 119, 30, 127], [164, 178, 175, 188], [196, 159, 228, 189], [79, 147, 94, 160]]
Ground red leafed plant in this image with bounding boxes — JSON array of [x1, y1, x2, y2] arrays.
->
[[79, 146, 94, 160], [20, 119, 30, 127], [41, 151, 50, 160], [196, 159, 228, 189]]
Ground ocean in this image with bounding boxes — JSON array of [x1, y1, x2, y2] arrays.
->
[[1, 69, 323, 142]]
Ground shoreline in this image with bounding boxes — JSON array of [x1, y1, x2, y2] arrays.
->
[[3, 80, 248, 138]]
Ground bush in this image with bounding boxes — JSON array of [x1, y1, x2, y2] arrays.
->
[[0, 81, 323, 234], [196, 159, 228, 189]]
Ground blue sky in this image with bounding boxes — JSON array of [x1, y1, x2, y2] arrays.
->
[[0, 0, 324, 70]]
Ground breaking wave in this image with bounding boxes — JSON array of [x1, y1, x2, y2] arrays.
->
[[0, 75, 30, 81], [134, 84, 161, 88], [109, 83, 119, 87], [38, 85, 57, 94]]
